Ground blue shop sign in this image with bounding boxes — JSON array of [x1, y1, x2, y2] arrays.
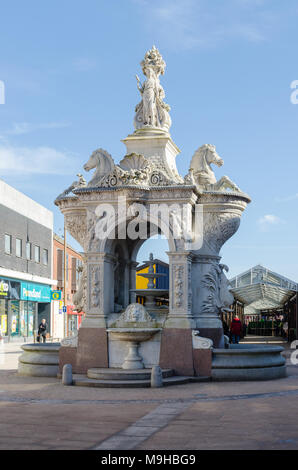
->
[[20, 282, 51, 303]]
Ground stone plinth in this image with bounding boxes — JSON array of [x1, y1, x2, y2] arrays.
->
[[18, 343, 60, 377], [159, 328, 194, 376], [122, 128, 183, 183]]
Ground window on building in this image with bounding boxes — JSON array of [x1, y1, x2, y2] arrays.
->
[[43, 249, 48, 265], [34, 245, 40, 263], [56, 249, 65, 288], [71, 257, 77, 291], [4, 234, 12, 254], [26, 242, 32, 260], [16, 238, 22, 258]]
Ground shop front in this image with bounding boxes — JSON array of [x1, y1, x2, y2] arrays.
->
[[0, 277, 20, 338], [0, 277, 51, 341], [67, 305, 84, 336]]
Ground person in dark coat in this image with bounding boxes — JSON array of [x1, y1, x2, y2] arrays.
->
[[37, 319, 47, 343], [230, 316, 242, 344]]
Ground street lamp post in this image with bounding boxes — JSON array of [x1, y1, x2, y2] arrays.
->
[[64, 222, 67, 338]]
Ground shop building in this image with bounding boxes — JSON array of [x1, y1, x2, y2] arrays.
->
[[0, 179, 55, 341]]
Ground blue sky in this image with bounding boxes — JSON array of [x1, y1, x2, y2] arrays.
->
[[0, 0, 298, 280]]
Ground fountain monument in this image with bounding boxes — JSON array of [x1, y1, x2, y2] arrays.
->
[[55, 46, 252, 377]]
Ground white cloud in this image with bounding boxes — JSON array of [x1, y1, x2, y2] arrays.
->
[[1, 121, 71, 138], [258, 214, 284, 231], [275, 193, 298, 203], [133, 0, 282, 50], [0, 145, 80, 175]]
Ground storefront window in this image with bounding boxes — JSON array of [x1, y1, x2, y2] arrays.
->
[[19, 301, 27, 337], [68, 315, 78, 335], [0, 299, 7, 336], [10, 300, 20, 336], [27, 302, 35, 336]]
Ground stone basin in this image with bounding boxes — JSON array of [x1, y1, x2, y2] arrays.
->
[[107, 327, 161, 369], [107, 327, 161, 342], [18, 343, 61, 377], [211, 344, 287, 381]]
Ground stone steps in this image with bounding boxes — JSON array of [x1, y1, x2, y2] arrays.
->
[[72, 369, 211, 388], [87, 367, 174, 381]]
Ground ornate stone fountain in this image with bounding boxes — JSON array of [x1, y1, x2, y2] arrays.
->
[[107, 303, 161, 369], [53, 46, 286, 383]]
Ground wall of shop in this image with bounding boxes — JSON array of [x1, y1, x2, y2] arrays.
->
[[0, 203, 52, 279], [0, 276, 51, 340]]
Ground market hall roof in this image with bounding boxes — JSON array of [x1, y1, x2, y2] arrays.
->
[[229, 265, 298, 315]]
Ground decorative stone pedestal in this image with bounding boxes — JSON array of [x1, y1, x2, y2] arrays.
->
[[75, 327, 108, 374], [159, 329, 195, 376], [122, 342, 143, 369]]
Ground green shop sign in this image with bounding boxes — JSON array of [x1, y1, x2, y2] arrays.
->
[[20, 282, 51, 303]]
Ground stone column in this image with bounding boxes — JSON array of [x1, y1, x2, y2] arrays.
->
[[191, 254, 224, 348], [159, 252, 195, 376], [164, 252, 195, 329], [129, 261, 139, 304], [76, 252, 113, 373]]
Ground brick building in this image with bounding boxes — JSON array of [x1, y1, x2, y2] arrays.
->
[[52, 234, 84, 338]]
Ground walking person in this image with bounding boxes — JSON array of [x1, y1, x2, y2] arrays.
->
[[230, 315, 242, 344], [37, 319, 47, 343]]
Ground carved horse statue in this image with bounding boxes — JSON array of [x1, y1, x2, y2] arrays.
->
[[190, 144, 240, 192], [83, 148, 115, 187]]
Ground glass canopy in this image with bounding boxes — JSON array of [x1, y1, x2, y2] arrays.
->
[[229, 265, 297, 315]]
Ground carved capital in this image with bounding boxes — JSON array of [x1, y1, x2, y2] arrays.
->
[[64, 212, 87, 250]]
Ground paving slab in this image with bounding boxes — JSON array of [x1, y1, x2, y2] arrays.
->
[[0, 339, 298, 450]]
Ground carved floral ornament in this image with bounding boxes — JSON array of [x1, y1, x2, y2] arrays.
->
[[89, 265, 101, 310], [64, 213, 87, 248], [173, 265, 184, 308], [73, 261, 87, 314], [202, 212, 241, 255], [201, 261, 234, 315]]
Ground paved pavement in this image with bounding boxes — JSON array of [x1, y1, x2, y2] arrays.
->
[[0, 338, 298, 450]]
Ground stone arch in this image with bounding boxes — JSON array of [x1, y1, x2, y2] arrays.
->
[[95, 209, 179, 314], [98, 210, 178, 257]]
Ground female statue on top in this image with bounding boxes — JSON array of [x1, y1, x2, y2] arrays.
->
[[134, 46, 171, 132]]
